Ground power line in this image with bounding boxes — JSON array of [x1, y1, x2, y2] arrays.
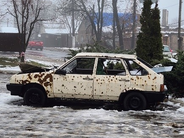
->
[[168, 20, 184, 25], [161, 3, 178, 9]]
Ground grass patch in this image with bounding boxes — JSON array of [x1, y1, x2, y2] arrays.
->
[[0, 57, 19, 67], [0, 57, 50, 68]]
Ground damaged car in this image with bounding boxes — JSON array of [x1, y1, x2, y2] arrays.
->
[[6, 53, 171, 110]]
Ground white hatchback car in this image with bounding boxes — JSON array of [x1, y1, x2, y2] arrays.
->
[[7, 52, 167, 110], [163, 45, 173, 58]]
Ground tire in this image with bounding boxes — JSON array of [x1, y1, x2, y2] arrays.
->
[[24, 88, 46, 107], [123, 92, 147, 110]]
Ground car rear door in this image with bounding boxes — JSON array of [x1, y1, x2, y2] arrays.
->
[[93, 58, 130, 101]]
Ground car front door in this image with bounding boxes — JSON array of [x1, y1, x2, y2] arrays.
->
[[53, 57, 95, 99]]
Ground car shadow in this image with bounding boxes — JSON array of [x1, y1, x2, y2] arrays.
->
[[45, 99, 120, 110], [9, 98, 165, 111], [9, 98, 120, 110]]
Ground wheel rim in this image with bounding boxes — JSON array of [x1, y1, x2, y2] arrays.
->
[[129, 96, 141, 109], [28, 92, 41, 104]]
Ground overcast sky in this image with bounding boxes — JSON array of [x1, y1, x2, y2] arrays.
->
[[156, 0, 183, 25], [139, 0, 184, 25]]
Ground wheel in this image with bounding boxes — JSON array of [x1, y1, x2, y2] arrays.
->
[[24, 88, 46, 107], [123, 92, 147, 110]]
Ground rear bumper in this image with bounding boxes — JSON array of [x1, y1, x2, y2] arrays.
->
[[28, 46, 43, 48], [144, 91, 166, 104], [6, 83, 24, 97]]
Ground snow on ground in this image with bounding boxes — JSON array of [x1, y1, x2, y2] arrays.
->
[[1, 69, 184, 137], [0, 66, 20, 73], [0, 90, 184, 137]]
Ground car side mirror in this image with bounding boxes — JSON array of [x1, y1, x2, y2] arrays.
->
[[55, 69, 66, 75]]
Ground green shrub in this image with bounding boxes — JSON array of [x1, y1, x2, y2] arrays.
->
[[163, 51, 184, 97], [68, 40, 135, 58], [0, 57, 19, 67]]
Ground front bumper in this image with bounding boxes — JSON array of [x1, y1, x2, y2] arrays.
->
[[6, 83, 24, 97]]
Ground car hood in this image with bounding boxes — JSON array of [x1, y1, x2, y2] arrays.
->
[[19, 63, 52, 73]]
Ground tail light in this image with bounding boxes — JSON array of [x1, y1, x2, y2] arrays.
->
[[160, 84, 164, 92]]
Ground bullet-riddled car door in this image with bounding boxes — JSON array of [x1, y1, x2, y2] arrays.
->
[[53, 58, 95, 99], [94, 58, 130, 101]]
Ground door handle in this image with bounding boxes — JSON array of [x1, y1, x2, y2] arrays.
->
[[119, 79, 129, 82]]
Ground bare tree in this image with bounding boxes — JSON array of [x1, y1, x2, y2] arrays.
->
[[78, 0, 105, 43], [112, 0, 124, 50], [0, 2, 10, 26], [8, 0, 52, 61], [57, 0, 140, 50], [57, 0, 84, 47]]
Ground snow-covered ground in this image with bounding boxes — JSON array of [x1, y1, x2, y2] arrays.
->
[[1, 50, 184, 137], [1, 78, 184, 137]]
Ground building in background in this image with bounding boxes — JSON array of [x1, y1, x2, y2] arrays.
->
[[162, 9, 169, 27]]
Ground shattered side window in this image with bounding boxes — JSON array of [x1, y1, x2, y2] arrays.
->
[[62, 58, 95, 74], [96, 58, 126, 75], [62, 59, 77, 74], [124, 59, 148, 76]]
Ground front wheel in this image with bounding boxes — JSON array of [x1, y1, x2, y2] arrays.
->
[[123, 92, 147, 110], [24, 88, 46, 107]]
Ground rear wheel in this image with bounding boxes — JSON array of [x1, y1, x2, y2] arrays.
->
[[24, 88, 46, 107], [123, 92, 147, 110]]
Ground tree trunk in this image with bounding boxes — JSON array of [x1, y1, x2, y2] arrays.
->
[[112, 0, 116, 49], [112, 0, 124, 50]]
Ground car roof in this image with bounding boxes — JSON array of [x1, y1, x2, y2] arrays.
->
[[76, 52, 137, 59], [163, 45, 170, 47]]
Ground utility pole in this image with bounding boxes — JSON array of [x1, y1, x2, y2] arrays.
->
[[178, 0, 183, 50], [72, 0, 75, 48], [112, 0, 116, 49], [131, 0, 136, 49]]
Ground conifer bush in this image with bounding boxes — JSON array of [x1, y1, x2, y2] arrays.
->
[[164, 52, 184, 97]]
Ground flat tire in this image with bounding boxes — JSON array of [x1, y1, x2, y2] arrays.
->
[[123, 92, 147, 110], [24, 88, 46, 107]]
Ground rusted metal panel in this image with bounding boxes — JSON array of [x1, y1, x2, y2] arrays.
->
[[93, 75, 130, 101], [53, 74, 94, 99], [129, 74, 164, 92], [10, 71, 54, 97]]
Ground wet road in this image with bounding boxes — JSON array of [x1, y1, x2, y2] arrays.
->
[[25, 47, 70, 65], [1, 73, 184, 138], [26, 47, 69, 60]]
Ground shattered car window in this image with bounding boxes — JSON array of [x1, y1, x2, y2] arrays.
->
[[62, 58, 95, 74], [62, 59, 77, 73], [96, 58, 126, 75], [124, 59, 148, 76]]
